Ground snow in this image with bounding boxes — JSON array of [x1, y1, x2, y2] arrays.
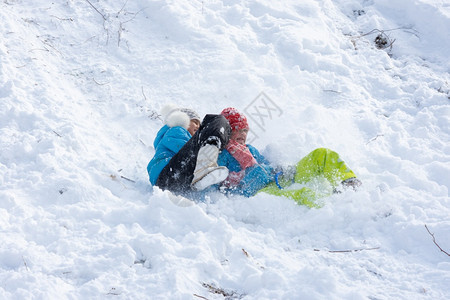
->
[[1, 0, 449, 299]]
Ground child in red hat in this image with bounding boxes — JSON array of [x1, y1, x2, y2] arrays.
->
[[218, 107, 361, 207]]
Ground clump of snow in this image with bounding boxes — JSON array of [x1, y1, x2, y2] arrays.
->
[[1, 0, 449, 299]]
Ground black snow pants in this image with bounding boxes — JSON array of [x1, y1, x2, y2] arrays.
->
[[156, 114, 231, 194]]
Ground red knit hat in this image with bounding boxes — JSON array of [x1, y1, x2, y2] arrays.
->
[[221, 107, 249, 131]]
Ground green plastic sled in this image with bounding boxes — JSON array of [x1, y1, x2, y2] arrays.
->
[[258, 148, 357, 208]]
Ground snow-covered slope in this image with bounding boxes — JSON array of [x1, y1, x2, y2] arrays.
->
[[1, 0, 449, 298]]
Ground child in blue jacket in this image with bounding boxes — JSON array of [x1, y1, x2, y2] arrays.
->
[[147, 105, 200, 185], [147, 104, 231, 196]]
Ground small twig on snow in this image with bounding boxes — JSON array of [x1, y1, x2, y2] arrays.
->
[[323, 89, 342, 94], [366, 134, 384, 145], [50, 15, 74, 22], [241, 248, 265, 269], [121, 7, 146, 24], [201, 282, 243, 299], [22, 256, 29, 271], [118, 22, 124, 46], [52, 130, 62, 137], [120, 175, 135, 183], [314, 247, 380, 253], [116, 0, 129, 17], [356, 27, 415, 41], [85, 0, 107, 20], [40, 39, 62, 55], [148, 111, 162, 120], [106, 287, 121, 295], [22, 18, 39, 25], [92, 78, 109, 85], [29, 48, 49, 52], [425, 225, 450, 257], [242, 248, 249, 257], [141, 86, 147, 101]]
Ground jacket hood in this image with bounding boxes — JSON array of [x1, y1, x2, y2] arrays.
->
[[153, 125, 170, 149]]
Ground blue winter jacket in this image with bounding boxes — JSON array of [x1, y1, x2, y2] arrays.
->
[[147, 125, 191, 185], [218, 144, 274, 197]]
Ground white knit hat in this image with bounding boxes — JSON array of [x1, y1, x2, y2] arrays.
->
[[160, 104, 201, 129]]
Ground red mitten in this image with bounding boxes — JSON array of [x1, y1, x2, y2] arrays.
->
[[226, 140, 257, 170], [223, 170, 246, 188]]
